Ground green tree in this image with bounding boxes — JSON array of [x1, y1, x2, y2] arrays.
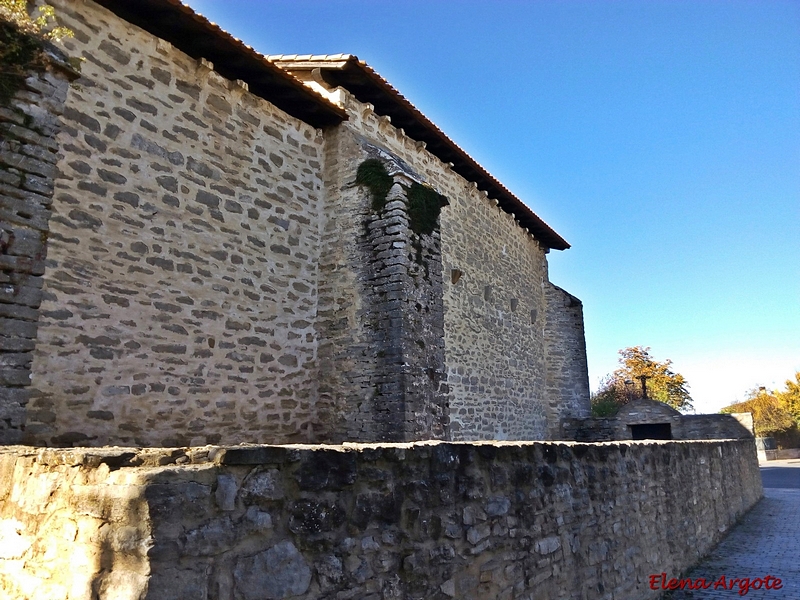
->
[[591, 346, 692, 416]]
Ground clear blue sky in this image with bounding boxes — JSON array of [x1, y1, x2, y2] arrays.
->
[[184, 0, 800, 413]]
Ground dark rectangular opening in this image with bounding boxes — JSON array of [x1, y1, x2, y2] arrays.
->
[[629, 423, 672, 440]]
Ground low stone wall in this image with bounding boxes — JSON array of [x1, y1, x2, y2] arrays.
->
[[764, 448, 800, 461], [0, 439, 762, 600]]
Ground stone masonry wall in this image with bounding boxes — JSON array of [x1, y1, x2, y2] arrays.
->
[[7, 0, 591, 447], [312, 124, 365, 441], [354, 173, 448, 442], [0, 36, 78, 444], [315, 123, 448, 442], [563, 399, 755, 442], [25, 0, 326, 446], [543, 283, 591, 438], [441, 185, 550, 441], [0, 446, 151, 599], [0, 439, 763, 600], [320, 91, 563, 442], [680, 415, 755, 440]]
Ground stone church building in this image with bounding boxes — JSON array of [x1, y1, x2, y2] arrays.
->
[[0, 0, 591, 447]]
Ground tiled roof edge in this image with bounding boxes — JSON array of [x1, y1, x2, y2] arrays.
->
[[270, 54, 570, 250], [92, 0, 347, 128]]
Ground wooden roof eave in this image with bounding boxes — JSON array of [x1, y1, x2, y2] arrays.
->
[[92, 0, 347, 128]]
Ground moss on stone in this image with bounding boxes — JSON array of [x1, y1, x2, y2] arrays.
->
[[356, 160, 447, 236], [355, 159, 393, 212], [407, 182, 446, 236], [0, 19, 45, 106]]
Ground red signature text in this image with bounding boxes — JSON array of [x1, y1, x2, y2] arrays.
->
[[649, 573, 783, 596]]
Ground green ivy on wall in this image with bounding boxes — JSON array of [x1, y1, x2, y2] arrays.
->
[[0, 3, 73, 106], [355, 159, 394, 212], [407, 182, 447, 236], [356, 159, 447, 236], [0, 20, 44, 106]]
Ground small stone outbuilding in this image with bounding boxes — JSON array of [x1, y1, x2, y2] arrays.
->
[[564, 399, 755, 442]]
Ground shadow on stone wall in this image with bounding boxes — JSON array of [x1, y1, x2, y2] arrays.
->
[[0, 440, 763, 600], [0, 27, 78, 444]]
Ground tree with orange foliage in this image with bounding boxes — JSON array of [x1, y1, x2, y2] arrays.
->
[[591, 346, 692, 416], [776, 372, 800, 428], [721, 386, 794, 437]]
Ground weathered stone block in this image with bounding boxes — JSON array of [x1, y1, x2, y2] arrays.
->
[[233, 541, 311, 600], [214, 474, 237, 511], [240, 468, 283, 504], [182, 516, 236, 556], [296, 451, 357, 491], [219, 447, 288, 465]]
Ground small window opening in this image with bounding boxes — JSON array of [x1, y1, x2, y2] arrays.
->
[[629, 423, 672, 440]]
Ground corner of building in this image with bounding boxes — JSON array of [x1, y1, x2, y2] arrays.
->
[[543, 282, 591, 439]]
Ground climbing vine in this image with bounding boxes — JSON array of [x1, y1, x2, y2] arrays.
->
[[407, 182, 447, 236], [0, 1, 72, 39], [355, 158, 393, 212], [0, 1, 73, 106], [356, 159, 447, 236]]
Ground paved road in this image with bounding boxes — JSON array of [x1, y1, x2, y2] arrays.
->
[[760, 459, 800, 489], [666, 460, 800, 599]]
